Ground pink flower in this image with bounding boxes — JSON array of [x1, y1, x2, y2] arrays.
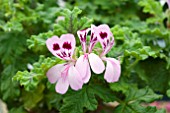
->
[[93, 24, 121, 83], [75, 27, 105, 83], [76, 24, 121, 83], [46, 34, 83, 94], [167, 0, 170, 9]]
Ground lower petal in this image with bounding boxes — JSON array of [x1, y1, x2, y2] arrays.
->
[[88, 53, 105, 74], [83, 60, 91, 83], [75, 55, 91, 83], [103, 58, 121, 83], [55, 78, 69, 94], [46, 64, 65, 83], [68, 66, 83, 90]]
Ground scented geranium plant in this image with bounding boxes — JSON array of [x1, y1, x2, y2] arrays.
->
[[46, 24, 121, 94], [1, 0, 170, 113]]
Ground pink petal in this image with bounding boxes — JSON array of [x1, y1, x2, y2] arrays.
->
[[77, 28, 90, 52], [46, 64, 65, 83], [46, 34, 76, 60], [88, 53, 105, 74], [60, 34, 76, 60], [55, 78, 69, 94], [103, 57, 121, 83], [93, 24, 114, 55], [46, 36, 61, 57], [88, 25, 98, 53], [167, 0, 170, 9], [68, 66, 83, 90], [75, 54, 91, 83]]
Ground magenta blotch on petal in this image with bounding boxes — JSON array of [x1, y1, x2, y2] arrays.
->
[[53, 43, 60, 50], [62, 42, 72, 50], [100, 32, 108, 39]]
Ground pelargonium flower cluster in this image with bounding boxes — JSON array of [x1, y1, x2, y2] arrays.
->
[[46, 24, 121, 94]]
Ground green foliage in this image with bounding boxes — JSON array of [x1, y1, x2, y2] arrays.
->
[[13, 56, 62, 91], [27, 7, 93, 53], [9, 106, 27, 113], [22, 84, 45, 109], [111, 81, 164, 113], [138, 0, 165, 24], [0, 0, 169, 113], [0, 65, 20, 100], [60, 84, 115, 113]]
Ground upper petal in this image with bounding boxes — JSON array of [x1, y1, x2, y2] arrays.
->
[[68, 65, 83, 90], [55, 78, 69, 94], [75, 54, 91, 83], [88, 53, 105, 74], [103, 57, 121, 83], [88, 25, 98, 53], [93, 24, 114, 55], [59, 34, 76, 60], [46, 63, 65, 83], [77, 28, 90, 52], [46, 36, 61, 57], [46, 34, 76, 60], [167, 0, 170, 9]]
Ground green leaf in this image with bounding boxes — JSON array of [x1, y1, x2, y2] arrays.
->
[[45, 92, 63, 110], [13, 55, 63, 91], [113, 86, 163, 113], [55, 7, 93, 36], [27, 31, 53, 53], [0, 32, 26, 65], [125, 87, 162, 103], [138, 0, 165, 24], [114, 103, 165, 113], [22, 84, 45, 109], [60, 87, 97, 113], [135, 58, 170, 93], [2, 21, 23, 32], [60, 84, 115, 113], [9, 106, 27, 113], [27, 7, 93, 53], [0, 65, 20, 100]]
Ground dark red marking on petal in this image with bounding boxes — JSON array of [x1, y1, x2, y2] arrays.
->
[[91, 33, 94, 41], [53, 43, 60, 50], [84, 32, 87, 41], [80, 34, 85, 42], [63, 42, 72, 50], [68, 52, 71, 57], [107, 39, 109, 45], [103, 42, 106, 48], [93, 37, 97, 41], [61, 51, 67, 57], [57, 53, 63, 58], [100, 32, 107, 39]]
